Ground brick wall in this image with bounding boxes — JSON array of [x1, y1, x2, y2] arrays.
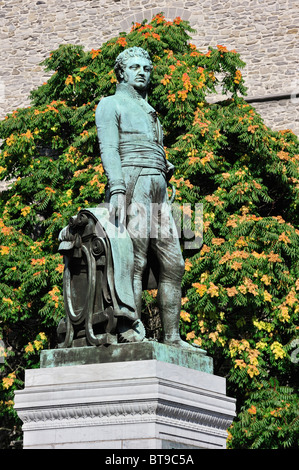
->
[[0, 0, 298, 133]]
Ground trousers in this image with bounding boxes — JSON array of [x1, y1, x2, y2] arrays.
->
[[123, 170, 185, 341]]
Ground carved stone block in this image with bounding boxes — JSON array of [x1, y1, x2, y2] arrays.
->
[[14, 359, 235, 449]]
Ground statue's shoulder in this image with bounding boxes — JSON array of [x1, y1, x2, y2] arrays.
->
[[97, 94, 118, 108], [97, 94, 121, 111], [95, 94, 120, 121]]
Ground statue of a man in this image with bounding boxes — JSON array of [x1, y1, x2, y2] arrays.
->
[[95, 47, 192, 348]]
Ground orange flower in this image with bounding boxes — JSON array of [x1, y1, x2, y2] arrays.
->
[[116, 37, 127, 47], [231, 261, 242, 271], [90, 49, 101, 59], [277, 151, 289, 161], [227, 287, 238, 297], [226, 216, 238, 228], [130, 22, 141, 31], [55, 264, 64, 274], [186, 331, 196, 341], [253, 180, 262, 189], [192, 282, 207, 297], [200, 244, 210, 254], [234, 359, 246, 369], [234, 70, 242, 84], [211, 238, 225, 246], [6, 134, 15, 146], [278, 232, 291, 244], [45, 187, 55, 195], [247, 365, 259, 378], [177, 90, 188, 101], [234, 236, 248, 248], [238, 284, 247, 294], [205, 195, 224, 207], [65, 75, 74, 85], [185, 259, 192, 271], [22, 129, 34, 140], [151, 33, 161, 41], [248, 405, 257, 415], [231, 250, 249, 259], [161, 74, 171, 86], [31, 257, 46, 266], [167, 93, 176, 103], [80, 130, 89, 137], [180, 310, 191, 322], [207, 282, 219, 297], [244, 278, 258, 296], [153, 13, 165, 24], [0, 245, 10, 255], [263, 290, 272, 302], [147, 289, 157, 298], [219, 251, 232, 264], [173, 17, 182, 25], [209, 331, 219, 343], [285, 289, 297, 307], [217, 44, 228, 53], [268, 251, 282, 262], [193, 338, 202, 346], [2, 372, 16, 389], [261, 274, 271, 285], [21, 206, 31, 217], [25, 342, 34, 354], [1, 226, 13, 236], [189, 156, 200, 165], [279, 305, 290, 322], [248, 124, 259, 133]]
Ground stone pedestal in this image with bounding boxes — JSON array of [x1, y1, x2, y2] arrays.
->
[[14, 343, 235, 449]]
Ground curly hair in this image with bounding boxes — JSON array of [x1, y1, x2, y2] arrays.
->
[[114, 47, 153, 81]]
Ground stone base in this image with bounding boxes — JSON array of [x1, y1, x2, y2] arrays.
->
[[14, 344, 235, 449], [39, 341, 213, 373]]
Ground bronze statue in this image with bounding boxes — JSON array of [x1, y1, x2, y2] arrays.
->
[[57, 47, 204, 351], [95, 46, 197, 349]]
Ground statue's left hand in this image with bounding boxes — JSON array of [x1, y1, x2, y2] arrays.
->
[[166, 160, 175, 182]]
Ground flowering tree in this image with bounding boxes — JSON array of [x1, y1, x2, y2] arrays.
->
[[0, 14, 298, 448]]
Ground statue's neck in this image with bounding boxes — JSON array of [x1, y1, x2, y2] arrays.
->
[[116, 82, 147, 101]]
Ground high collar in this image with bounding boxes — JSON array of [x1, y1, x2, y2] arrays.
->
[[116, 83, 155, 112], [116, 82, 147, 99]]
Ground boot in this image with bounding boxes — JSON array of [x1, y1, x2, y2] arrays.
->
[[158, 281, 206, 353]]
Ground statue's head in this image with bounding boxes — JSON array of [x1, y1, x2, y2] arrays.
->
[[114, 47, 153, 92]]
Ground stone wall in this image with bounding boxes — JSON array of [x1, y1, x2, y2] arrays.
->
[[0, 0, 298, 134]]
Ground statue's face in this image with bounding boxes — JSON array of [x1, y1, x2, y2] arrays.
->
[[121, 56, 151, 91]]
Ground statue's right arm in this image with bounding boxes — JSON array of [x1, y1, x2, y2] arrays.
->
[[95, 97, 126, 196]]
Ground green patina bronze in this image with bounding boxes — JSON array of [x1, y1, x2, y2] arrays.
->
[[40, 342, 213, 373], [56, 47, 207, 357]]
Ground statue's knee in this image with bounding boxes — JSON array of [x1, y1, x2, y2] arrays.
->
[[134, 255, 147, 277], [161, 255, 185, 283]]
